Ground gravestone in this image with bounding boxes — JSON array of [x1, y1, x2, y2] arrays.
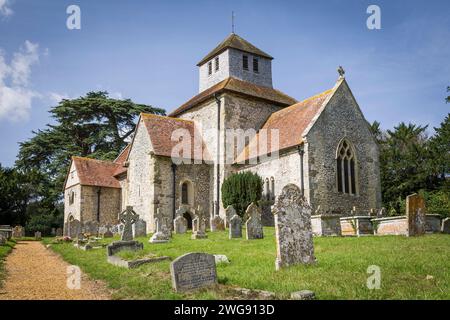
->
[[35, 231, 42, 240], [68, 219, 81, 238], [377, 207, 386, 218], [225, 205, 236, 228], [245, 203, 264, 240], [192, 206, 207, 239], [51, 228, 56, 236], [441, 218, 450, 234], [406, 193, 426, 236], [174, 215, 188, 234], [0, 234, 5, 245], [83, 221, 99, 236], [149, 209, 171, 243], [133, 219, 147, 238], [210, 215, 225, 232], [170, 252, 217, 292], [106, 206, 143, 256], [56, 227, 63, 237], [12, 226, 25, 238], [273, 184, 315, 270], [229, 214, 242, 239]]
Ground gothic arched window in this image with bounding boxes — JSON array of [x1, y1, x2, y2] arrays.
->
[[336, 139, 357, 194], [181, 182, 189, 204], [265, 178, 270, 200], [270, 177, 275, 201]]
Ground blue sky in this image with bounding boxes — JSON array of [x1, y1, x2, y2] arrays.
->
[[0, 0, 449, 167]]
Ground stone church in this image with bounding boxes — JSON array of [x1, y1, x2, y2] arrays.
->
[[63, 33, 381, 235]]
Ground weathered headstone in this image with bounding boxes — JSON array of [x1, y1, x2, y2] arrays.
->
[[56, 227, 63, 237], [245, 203, 264, 240], [149, 209, 171, 243], [210, 215, 225, 232], [170, 253, 217, 292], [406, 193, 426, 236], [133, 219, 147, 238], [191, 205, 207, 239], [83, 221, 99, 236], [225, 205, 236, 228], [273, 184, 315, 270], [174, 215, 188, 234], [12, 226, 25, 238], [35, 231, 42, 240], [51, 228, 56, 236], [68, 219, 81, 238], [229, 214, 242, 239], [441, 217, 450, 234]]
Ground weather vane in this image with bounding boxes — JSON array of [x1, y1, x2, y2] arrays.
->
[[232, 11, 235, 33]]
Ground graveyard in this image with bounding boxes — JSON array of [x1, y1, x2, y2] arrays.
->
[[40, 229, 449, 300]]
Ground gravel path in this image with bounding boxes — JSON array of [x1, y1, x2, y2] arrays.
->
[[0, 241, 111, 300]]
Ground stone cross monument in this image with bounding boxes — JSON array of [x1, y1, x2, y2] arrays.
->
[[119, 206, 139, 241]]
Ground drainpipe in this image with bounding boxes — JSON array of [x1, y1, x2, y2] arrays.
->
[[171, 163, 177, 220], [297, 146, 304, 196], [96, 188, 101, 222], [214, 93, 221, 216]]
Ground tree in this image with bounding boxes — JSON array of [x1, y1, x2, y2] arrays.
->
[[16, 91, 165, 199], [221, 172, 263, 217]]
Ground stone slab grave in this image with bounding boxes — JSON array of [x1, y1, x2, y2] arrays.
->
[[340, 216, 373, 236], [225, 205, 236, 229], [191, 206, 208, 239], [149, 208, 171, 243], [0, 234, 6, 245], [442, 218, 450, 234], [210, 215, 225, 232], [245, 203, 263, 240], [0, 225, 12, 240], [12, 226, 25, 238], [273, 184, 315, 270], [425, 214, 442, 233], [406, 193, 426, 236], [106, 206, 168, 268], [229, 214, 242, 239], [170, 252, 217, 292], [174, 207, 188, 234], [310, 206, 341, 236]]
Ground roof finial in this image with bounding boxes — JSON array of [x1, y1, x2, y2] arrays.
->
[[337, 65, 345, 78], [231, 11, 235, 34]]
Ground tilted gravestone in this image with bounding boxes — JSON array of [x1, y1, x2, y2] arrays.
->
[[149, 209, 171, 243], [273, 184, 315, 270], [133, 219, 147, 238], [210, 215, 225, 232], [441, 217, 450, 234], [170, 252, 217, 292], [245, 203, 264, 240], [406, 193, 426, 236], [225, 205, 236, 228], [229, 214, 242, 239], [35, 231, 42, 240]]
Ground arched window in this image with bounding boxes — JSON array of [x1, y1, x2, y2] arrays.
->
[[336, 139, 357, 194], [265, 178, 270, 200], [181, 182, 189, 204]]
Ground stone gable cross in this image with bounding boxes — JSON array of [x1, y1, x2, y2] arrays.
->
[[337, 66, 345, 78], [119, 206, 139, 241]]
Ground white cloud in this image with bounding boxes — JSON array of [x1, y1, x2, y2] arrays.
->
[[48, 92, 69, 104], [0, 0, 13, 17], [0, 41, 40, 122]]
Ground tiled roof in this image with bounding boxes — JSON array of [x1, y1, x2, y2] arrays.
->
[[197, 33, 273, 66], [141, 113, 211, 161], [112, 144, 131, 177], [235, 88, 334, 163], [169, 77, 297, 117], [72, 157, 122, 188]]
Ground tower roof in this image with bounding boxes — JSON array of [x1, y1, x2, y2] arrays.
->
[[197, 33, 273, 66]]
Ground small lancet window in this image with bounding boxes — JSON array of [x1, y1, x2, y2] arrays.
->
[[270, 177, 275, 201], [182, 182, 189, 204], [243, 55, 249, 70], [336, 139, 357, 195], [215, 56, 219, 72], [208, 61, 212, 76], [253, 58, 259, 73], [69, 191, 75, 204]]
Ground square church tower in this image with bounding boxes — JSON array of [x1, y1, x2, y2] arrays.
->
[[197, 33, 273, 92]]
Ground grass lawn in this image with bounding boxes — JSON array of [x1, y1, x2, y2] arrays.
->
[[45, 229, 450, 300], [0, 239, 16, 288]]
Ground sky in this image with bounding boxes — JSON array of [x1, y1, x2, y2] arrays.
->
[[0, 0, 449, 167]]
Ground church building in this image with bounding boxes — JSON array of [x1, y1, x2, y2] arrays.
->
[[63, 33, 381, 235]]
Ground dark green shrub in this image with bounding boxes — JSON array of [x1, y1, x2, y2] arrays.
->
[[221, 172, 263, 217]]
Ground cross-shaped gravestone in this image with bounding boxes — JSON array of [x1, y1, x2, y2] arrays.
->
[[119, 206, 139, 241]]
